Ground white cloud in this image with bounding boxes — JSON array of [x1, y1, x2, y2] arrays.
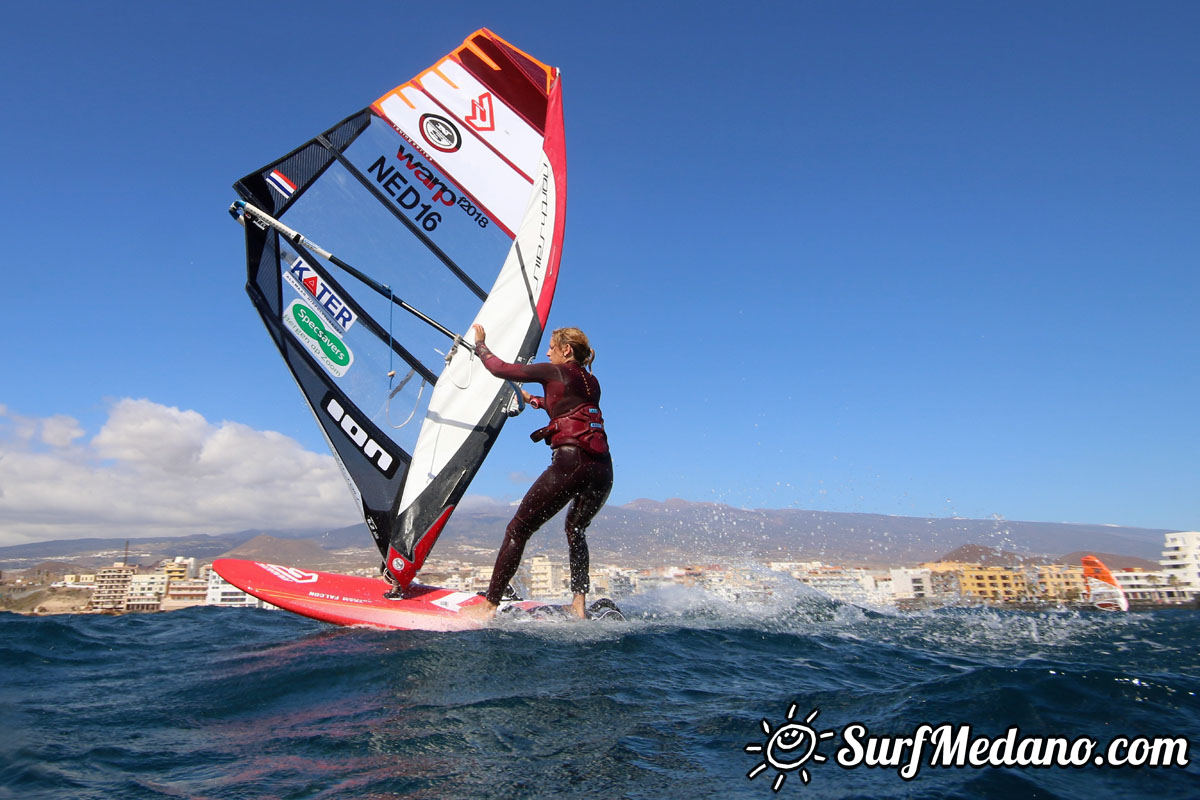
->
[[40, 415, 86, 448], [455, 494, 511, 513], [0, 399, 361, 546]]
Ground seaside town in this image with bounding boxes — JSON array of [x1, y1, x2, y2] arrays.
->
[[3, 530, 1198, 617]]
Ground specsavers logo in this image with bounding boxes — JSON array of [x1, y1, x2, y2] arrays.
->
[[285, 298, 353, 378], [745, 704, 1191, 792]]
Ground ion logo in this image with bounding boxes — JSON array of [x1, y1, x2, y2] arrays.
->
[[324, 394, 399, 478], [257, 563, 318, 584], [745, 705, 837, 792], [420, 113, 462, 152]]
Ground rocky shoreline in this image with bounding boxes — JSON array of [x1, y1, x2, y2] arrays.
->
[[1, 587, 97, 616]]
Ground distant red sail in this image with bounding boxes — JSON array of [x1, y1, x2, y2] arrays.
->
[[1081, 555, 1130, 612]]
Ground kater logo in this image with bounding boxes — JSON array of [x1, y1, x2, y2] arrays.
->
[[465, 91, 495, 131], [420, 113, 462, 152], [257, 563, 318, 584], [745, 705, 837, 792], [283, 255, 357, 333]]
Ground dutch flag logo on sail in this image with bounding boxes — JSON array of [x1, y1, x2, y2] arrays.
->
[[266, 169, 297, 198]]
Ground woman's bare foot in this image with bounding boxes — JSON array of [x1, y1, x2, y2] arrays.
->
[[569, 593, 587, 619], [460, 598, 498, 622]]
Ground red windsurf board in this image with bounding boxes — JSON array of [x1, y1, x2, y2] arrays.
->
[[212, 558, 545, 631]]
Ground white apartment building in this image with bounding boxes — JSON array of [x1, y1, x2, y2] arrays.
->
[[591, 568, 635, 598], [634, 566, 689, 593], [527, 555, 567, 598], [125, 573, 169, 612], [1111, 569, 1190, 604], [470, 565, 497, 593], [793, 565, 891, 606], [91, 564, 135, 611], [1160, 531, 1200, 598], [438, 571, 476, 592], [890, 567, 933, 600], [768, 561, 826, 576]]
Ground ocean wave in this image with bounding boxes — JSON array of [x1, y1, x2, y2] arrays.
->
[[3, 604, 1197, 799]]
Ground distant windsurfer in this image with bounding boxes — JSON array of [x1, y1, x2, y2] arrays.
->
[[462, 324, 613, 620]]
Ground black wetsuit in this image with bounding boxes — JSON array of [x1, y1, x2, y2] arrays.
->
[[476, 343, 614, 605]]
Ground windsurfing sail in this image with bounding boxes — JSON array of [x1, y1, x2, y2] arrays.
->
[[229, 29, 566, 589], [1081, 555, 1130, 612]]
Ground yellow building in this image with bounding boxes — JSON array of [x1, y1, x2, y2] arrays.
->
[[161, 579, 210, 611], [920, 561, 975, 573], [957, 565, 1029, 603], [1033, 565, 1085, 602], [161, 557, 196, 583]]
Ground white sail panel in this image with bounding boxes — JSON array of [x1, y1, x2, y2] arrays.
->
[[376, 88, 534, 235], [418, 58, 546, 178], [400, 157, 559, 510]]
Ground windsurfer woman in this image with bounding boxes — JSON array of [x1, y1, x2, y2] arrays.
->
[[462, 324, 613, 620]]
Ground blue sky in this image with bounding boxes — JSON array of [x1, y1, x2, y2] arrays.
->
[[2, 1, 1197, 545]]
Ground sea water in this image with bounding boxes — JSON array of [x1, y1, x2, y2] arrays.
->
[[2, 583, 1197, 799]]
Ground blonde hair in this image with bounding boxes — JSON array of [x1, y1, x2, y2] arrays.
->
[[552, 327, 595, 370]]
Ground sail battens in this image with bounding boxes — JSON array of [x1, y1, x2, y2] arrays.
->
[[278, 242, 441, 386], [454, 31, 553, 132], [318, 134, 490, 302]]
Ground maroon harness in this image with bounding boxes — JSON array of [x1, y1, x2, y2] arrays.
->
[[531, 402, 609, 456]]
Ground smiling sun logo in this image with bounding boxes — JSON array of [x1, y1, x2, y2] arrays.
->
[[745, 704, 837, 792]]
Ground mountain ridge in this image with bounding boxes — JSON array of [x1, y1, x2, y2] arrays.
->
[[0, 500, 1176, 571]]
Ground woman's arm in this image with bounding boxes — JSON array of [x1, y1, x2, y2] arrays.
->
[[471, 325, 557, 387]]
